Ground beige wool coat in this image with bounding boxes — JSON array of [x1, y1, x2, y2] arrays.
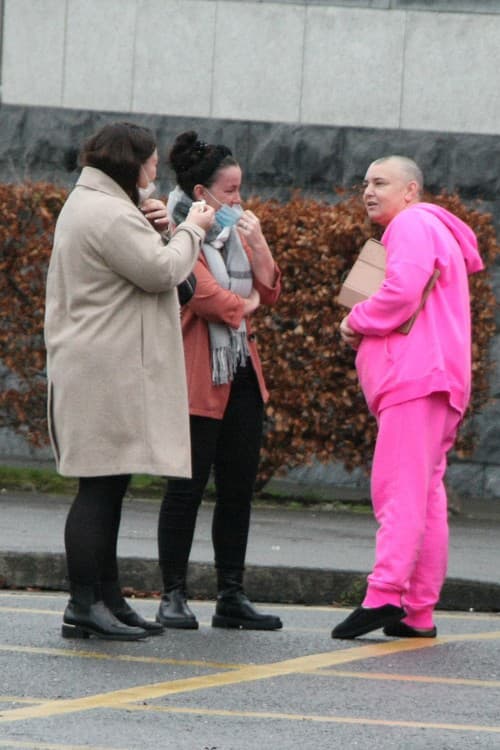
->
[[44, 166, 204, 478]]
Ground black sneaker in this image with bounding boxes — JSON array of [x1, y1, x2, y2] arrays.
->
[[383, 621, 437, 638], [331, 605, 405, 639]]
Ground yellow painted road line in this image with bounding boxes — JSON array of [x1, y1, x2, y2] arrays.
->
[[307, 669, 500, 688], [1, 605, 496, 636], [0, 696, 56, 705], [0, 741, 125, 749], [435, 612, 500, 622], [0, 644, 242, 670], [300, 632, 500, 686], [1, 597, 498, 627], [120, 702, 500, 734], [1, 630, 500, 725], [0, 638, 441, 723], [1, 594, 497, 617], [0, 607, 61, 615], [441, 631, 500, 642], [0, 607, 379, 634]]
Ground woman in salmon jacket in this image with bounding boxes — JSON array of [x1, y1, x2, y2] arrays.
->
[[156, 131, 282, 631]]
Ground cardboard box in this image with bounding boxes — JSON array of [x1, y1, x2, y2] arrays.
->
[[337, 238, 386, 308], [337, 238, 440, 334]]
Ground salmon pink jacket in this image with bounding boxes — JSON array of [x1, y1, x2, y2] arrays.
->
[[348, 203, 484, 417], [181, 241, 281, 419]]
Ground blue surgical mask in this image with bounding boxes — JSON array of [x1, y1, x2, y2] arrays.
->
[[215, 203, 243, 228], [203, 187, 244, 228]]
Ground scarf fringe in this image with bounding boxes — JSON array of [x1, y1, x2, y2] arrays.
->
[[211, 332, 251, 385]]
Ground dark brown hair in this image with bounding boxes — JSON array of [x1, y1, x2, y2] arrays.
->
[[80, 121, 156, 204], [168, 130, 237, 198]]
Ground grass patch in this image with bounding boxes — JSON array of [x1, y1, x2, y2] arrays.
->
[[0, 465, 165, 497], [128, 475, 165, 498], [0, 464, 371, 512], [0, 465, 77, 494]]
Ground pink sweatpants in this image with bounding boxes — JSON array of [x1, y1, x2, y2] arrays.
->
[[362, 393, 461, 629]]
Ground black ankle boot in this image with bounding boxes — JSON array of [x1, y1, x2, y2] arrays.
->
[[212, 570, 282, 631], [101, 581, 164, 635], [156, 576, 198, 629], [62, 583, 149, 641]]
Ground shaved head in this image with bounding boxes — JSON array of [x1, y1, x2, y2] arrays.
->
[[369, 156, 424, 197], [363, 155, 423, 226]]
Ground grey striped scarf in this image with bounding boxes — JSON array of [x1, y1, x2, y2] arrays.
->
[[167, 187, 253, 385]]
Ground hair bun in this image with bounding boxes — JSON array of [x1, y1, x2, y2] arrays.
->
[[168, 131, 236, 197], [169, 130, 207, 173]]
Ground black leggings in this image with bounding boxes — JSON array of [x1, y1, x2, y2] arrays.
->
[[157, 364, 264, 583], [64, 474, 131, 586]]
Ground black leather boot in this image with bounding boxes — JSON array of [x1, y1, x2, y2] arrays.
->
[[156, 575, 198, 629], [62, 583, 149, 641], [212, 569, 282, 631], [101, 581, 164, 635]]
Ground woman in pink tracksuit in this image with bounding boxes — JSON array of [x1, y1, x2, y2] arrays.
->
[[332, 155, 484, 640]]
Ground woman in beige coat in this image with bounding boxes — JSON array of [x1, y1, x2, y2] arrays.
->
[[44, 121, 214, 641]]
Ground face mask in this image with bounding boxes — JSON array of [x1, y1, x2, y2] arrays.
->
[[137, 181, 156, 204], [215, 203, 243, 228], [203, 187, 243, 228]]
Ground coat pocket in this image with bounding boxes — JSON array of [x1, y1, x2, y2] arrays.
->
[[47, 382, 60, 464]]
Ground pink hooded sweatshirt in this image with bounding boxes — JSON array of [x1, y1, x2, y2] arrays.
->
[[348, 202, 484, 417]]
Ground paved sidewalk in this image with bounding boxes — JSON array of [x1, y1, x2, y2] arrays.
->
[[0, 488, 500, 611]]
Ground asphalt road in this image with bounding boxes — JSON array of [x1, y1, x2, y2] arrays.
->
[[2, 490, 500, 617], [1, 591, 500, 749]]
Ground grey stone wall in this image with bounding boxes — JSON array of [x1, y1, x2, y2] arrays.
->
[[3, 105, 500, 224], [0, 104, 498, 498]]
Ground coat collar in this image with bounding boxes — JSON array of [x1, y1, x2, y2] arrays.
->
[[76, 166, 132, 202]]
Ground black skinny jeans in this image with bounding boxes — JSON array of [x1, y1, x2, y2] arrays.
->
[[64, 474, 131, 587], [157, 363, 264, 586]]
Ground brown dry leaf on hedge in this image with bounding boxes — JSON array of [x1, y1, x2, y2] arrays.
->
[[0, 182, 67, 447], [0, 183, 497, 488]]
